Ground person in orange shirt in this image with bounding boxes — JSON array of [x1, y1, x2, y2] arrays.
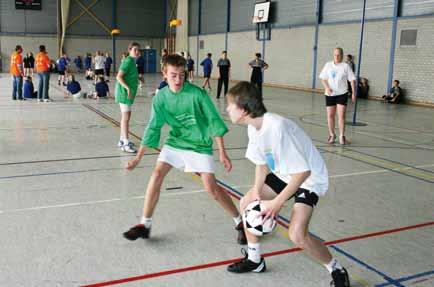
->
[[35, 45, 52, 102], [10, 45, 24, 101]]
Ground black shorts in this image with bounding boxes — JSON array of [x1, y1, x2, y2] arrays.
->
[[265, 173, 319, 207], [204, 72, 211, 78], [325, 93, 348, 106], [137, 67, 145, 74], [95, 69, 104, 75], [58, 70, 65, 75], [105, 68, 111, 77]]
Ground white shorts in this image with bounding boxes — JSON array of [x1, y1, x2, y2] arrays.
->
[[119, 103, 132, 113], [157, 145, 215, 173]]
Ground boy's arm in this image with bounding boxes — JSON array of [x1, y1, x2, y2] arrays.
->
[[127, 98, 165, 170], [116, 70, 131, 99], [261, 170, 311, 220], [215, 136, 231, 171], [252, 164, 269, 198], [321, 79, 333, 96]]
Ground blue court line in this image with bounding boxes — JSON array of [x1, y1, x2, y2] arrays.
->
[[375, 270, 434, 287], [217, 179, 404, 287]]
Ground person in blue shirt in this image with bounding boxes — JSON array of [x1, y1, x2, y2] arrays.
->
[[187, 54, 195, 82], [136, 52, 145, 88], [74, 56, 83, 73], [23, 76, 37, 99], [66, 75, 82, 98], [104, 52, 113, 81], [85, 53, 92, 80], [93, 76, 110, 99], [57, 53, 69, 86], [200, 53, 213, 91]]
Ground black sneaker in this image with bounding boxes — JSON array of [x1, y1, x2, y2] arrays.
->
[[330, 268, 350, 287], [235, 222, 247, 245], [123, 224, 151, 241], [227, 249, 266, 273]]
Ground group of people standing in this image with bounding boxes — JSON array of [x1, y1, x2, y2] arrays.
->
[[10, 45, 51, 102]]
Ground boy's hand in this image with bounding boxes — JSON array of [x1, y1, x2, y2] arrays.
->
[[240, 188, 261, 211], [326, 87, 333, 96], [260, 199, 283, 221], [219, 151, 232, 172], [127, 87, 132, 99], [126, 157, 140, 171]]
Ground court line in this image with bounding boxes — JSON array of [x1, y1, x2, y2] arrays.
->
[[80, 219, 434, 287], [320, 147, 434, 184], [0, 147, 246, 166], [375, 270, 434, 287]]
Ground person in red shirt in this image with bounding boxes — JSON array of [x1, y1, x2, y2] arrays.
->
[[10, 45, 24, 101], [35, 45, 52, 102]]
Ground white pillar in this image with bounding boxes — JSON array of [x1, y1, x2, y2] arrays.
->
[[175, 0, 189, 54]]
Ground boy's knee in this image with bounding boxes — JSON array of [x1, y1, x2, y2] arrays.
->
[[289, 228, 308, 248], [151, 169, 166, 183]]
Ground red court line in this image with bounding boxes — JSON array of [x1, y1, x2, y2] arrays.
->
[[81, 220, 434, 287]]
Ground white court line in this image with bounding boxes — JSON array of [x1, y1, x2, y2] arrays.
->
[[0, 185, 251, 215], [1, 163, 433, 215]]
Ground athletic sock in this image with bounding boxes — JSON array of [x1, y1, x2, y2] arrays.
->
[[233, 215, 242, 226], [247, 242, 261, 263], [324, 258, 343, 274], [140, 217, 152, 228]]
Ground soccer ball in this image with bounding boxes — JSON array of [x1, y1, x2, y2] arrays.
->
[[243, 200, 276, 236]]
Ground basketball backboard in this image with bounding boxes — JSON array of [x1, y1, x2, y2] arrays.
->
[[252, 1, 270, 24]]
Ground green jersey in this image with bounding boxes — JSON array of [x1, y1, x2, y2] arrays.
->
[[141, 82, 228, 155], [115, 56, 138, 105]]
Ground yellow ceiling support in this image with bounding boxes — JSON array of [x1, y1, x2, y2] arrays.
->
[[67, 0, 111, 35], [66, 0, 99, 28]]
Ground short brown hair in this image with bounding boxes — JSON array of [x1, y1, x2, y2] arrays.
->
[[162, 54, 186, 69], [128, 42, 140, 50], [227, 82, 267, 118]]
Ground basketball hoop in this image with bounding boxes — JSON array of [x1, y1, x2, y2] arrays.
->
[[252, 15, 264, 24]]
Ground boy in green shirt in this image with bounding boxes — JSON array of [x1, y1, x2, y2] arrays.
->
[[115, 42, 140, 153], [123, 54, 246, 245]]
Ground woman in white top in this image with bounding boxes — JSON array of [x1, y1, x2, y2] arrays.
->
[[319, 47, 356, 145]]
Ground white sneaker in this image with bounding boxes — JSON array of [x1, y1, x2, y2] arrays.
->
[[117, 140, 124, 147], [121, 142, 137, 153], [43, 98, 53, 102], [38, 99, 43, 102]]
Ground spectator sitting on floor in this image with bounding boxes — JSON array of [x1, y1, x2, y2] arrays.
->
[[357, 77, 369, 99], [23, 76, 37, 99], [93, 76, 110, 99], [382, 80, 402, 103], [66, 75, 82, 98]]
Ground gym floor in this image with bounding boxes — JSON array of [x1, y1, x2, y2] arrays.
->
[[0, 73, 433, 287]]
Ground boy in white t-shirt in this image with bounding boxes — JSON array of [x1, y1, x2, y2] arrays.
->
[[225, 82, 350, 287]]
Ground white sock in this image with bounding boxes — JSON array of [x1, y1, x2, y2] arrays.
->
[[233, 215, 242, 226], [140, 217, 152, 228], [247, 242, 261, 263], [324, 258, 343, 273]]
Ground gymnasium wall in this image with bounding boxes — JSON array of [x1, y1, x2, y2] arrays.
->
[[0, 0, 166, 72], [187, 0, 434, 105]]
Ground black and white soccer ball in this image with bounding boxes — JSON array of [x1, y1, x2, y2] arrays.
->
[[243, 200, 276, 236]]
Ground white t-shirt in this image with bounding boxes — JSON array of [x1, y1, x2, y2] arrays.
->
[[94, 56, 106, 70], [245, 113, 329, 196], [319, 61, 356, 96]]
